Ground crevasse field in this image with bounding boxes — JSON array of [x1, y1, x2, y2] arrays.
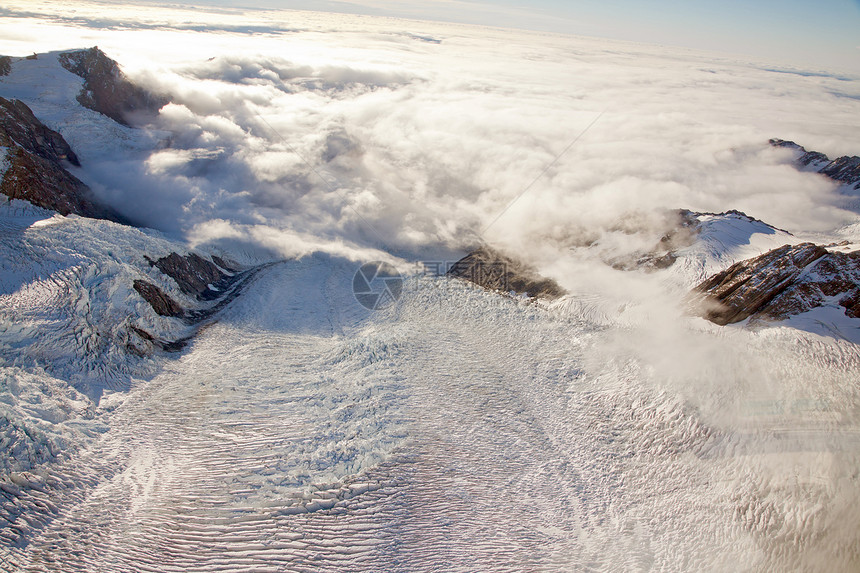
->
[[1, 2, 860, 571]]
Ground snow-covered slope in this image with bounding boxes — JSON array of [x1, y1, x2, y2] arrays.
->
[[670, 210, 798, 287], [0, 50, 161, 162], [3, 255, 859, 571], [0, 199, 265, 479]]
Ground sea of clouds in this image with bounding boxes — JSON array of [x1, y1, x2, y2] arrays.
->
[[1, 0, 859, 274]]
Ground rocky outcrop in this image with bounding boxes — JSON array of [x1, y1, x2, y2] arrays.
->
[[134, 252, 267, 334], [448, 246, 566, 299], [609, 209, 701, 271], [0, 97, 123, 221], [693, 243, 860, 325], [133, 280, 184, 317], [0, 97, 80, 166], [609, 209, 785, 273], [58, 47, 167, 127], [145, 252, 231, 299], [771, 138, 860, 189], [0, 56, 11, 76]]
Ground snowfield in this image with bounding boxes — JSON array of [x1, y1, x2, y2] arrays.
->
[[2, 238, 859, 571]]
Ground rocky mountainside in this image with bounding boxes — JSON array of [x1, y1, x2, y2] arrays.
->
[[135, 251, 257, 325], [0, 96, 124, 221], [448, 246, 566, 299], [58, 47, 168, 127], [0, 48, 169, 222], [692, 242, 860, 326], [603, 208, 795, 289], [771, 138, 860, 190], [686, 140, 860, 329], [0, 49, 259, 360]]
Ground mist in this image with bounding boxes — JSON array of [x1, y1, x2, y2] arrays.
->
[[2, 1, 858, 268]]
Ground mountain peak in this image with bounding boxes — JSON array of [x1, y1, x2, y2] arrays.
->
[[771, 138, 860, 189], [58, 47, 168, 127]]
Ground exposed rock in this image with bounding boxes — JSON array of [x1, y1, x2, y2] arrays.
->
[[0, 97, 123, 221], [127, 325, 191, 355], [821, 156, 860, 188], [58, 47, 168, 127], [126, 326, 155, 357], [146, 252, 229, 299], [133, 279, 184, 317], [448, 246, 566, 299], [609, 209, 786, 273], [771, 138, 860, 189], [609, 209, 700, 271], [0, 97, 80, 165], [0, 56, 11, 76], [693, 243, 860, 325]]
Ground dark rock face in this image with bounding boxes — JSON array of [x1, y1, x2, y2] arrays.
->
[[146, 253, 229, 299], [133, 280, 184, 317], [448, 246, 566, 299], [0, 97, 80, 166], [821, 156, 860, 188], [771, 138, 860, 189], [693, 243, 860, 325], [0, 56, 11, 76], [0, 97, 122, 221], [58, 47, 167, 127]]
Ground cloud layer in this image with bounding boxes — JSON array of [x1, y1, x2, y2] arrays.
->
[[1, 1, 859, 270]]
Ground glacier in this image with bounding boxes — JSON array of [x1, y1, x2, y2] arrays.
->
[[1, 3, 860, 571], [2, 208, 859, 570]]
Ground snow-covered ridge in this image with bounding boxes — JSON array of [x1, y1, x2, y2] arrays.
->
[[669, 209, 798, 287], [0, 48, 170, 224], [0, 199, 269, 478], [771, 138, 860, 190]]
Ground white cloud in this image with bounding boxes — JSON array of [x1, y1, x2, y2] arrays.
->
[[1, 0, 858, 270]]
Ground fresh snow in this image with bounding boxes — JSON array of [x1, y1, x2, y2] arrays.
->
[[669, 211, 798, 287]]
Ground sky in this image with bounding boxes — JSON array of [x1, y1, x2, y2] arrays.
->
[[120, 0, 860, 73]]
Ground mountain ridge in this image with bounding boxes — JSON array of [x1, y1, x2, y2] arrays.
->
[[0, 96, 125, 221]]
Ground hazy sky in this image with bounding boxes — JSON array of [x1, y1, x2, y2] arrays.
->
[[126, 0, 860, 72]]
